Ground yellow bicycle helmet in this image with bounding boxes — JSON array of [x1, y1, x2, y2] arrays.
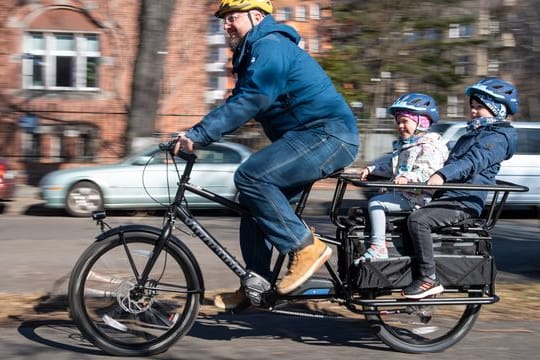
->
[[215, 0, 273, 18]]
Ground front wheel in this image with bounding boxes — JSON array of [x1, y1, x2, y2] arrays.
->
[[363, 294, 481, 353], [68, 231, 202, 356]]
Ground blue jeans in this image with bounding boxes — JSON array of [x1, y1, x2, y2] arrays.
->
[[407, 200, 473, 278], [234, 128, 358, 280], [368, 192, 415, 248]]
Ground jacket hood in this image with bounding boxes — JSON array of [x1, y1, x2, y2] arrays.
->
[[233, 15, 300, 70], [249, 15, 300, 44]]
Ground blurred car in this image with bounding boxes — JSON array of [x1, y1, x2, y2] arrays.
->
[[39, 141, 253, 217], [0, 158, 17, 201], [430, 121, 540, 206]]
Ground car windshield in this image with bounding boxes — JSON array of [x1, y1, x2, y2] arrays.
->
[[123, 143, 245, 166]]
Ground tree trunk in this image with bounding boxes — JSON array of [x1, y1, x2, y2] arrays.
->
[[125, 0, 177, 155]]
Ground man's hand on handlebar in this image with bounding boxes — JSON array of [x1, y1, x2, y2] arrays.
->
[[173, 133, 194, 156]]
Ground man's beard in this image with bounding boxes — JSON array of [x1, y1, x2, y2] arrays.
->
[[227, 34, 242, 51]]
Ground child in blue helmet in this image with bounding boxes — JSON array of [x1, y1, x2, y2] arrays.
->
[[402, 77, 519, 299], [356, 93, 449, 262]]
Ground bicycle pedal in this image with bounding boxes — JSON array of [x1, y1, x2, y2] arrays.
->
[[241, 271, 271, 306]]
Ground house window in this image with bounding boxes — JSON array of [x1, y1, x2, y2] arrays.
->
[[448, 24, 474, 39], [424, 28, 441, 41], [209, 17, 223, 35], [295, 6, 306, 21], [447, 95, 465, 118], [208, 47, 222, 63], [488, 59, 499, 73], [23, 32, 100, 90], [275, 7, 292, 22], [310, 4, 321, 20], [309, 37, 320, 53], [207, 74, 220, 89], [455, 55, 473, 75]]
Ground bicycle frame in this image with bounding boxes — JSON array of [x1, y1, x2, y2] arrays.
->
[[74, 143, 533, 355], [164, 150, 347, 305]]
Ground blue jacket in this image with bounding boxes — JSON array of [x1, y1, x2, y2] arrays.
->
[[435, 122, 517, 216], [186, 16, 359, 146]]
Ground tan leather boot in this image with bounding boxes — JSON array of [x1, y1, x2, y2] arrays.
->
[[276, 236, 332, 295], [213, 288, 250, 310]]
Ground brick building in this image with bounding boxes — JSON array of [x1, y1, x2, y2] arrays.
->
[[0, 0, 330, 183], [2, 1, 529, 184]]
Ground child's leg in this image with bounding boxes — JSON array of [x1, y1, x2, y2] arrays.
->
[[357, 192, 414, 262], [365, 198, 388, 255]]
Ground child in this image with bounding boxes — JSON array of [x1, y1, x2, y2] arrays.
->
[[356, 93, 449, 262], [402, 77, 519, 299]]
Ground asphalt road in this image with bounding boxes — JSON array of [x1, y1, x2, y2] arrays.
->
[[0, 185, 539, 359]]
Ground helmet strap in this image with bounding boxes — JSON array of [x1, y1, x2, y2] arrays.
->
[[247, 10, 265, 29], [247, 10, 256, 28]]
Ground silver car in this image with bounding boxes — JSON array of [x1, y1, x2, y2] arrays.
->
[[39, 141, 253, 216]]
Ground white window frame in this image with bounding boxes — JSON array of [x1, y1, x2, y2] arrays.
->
[[448, 23, 474, 39], [295, 6, 306, 21], [447, 95, 465, 118], [275, 7, 292, 22], [309, 3, 321, 20], [488, 58, 500, 73], [309, 37, 320, 53], [22, 31, 100, 91]]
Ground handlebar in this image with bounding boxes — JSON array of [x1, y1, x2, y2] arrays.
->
[[159, 140, 197, 162]]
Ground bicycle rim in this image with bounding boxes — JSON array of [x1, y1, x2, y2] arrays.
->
[[364, 293, 481, 353], [69, 233, 201, 356]]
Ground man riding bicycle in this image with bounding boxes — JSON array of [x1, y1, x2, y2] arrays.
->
[[174, 0, 359, 309]]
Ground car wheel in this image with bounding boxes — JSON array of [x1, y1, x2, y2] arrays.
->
[[65, 181, 104, 217]]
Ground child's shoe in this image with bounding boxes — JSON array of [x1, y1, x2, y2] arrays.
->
[[401, 277, 444, 299], [354, 245, 388, 265]]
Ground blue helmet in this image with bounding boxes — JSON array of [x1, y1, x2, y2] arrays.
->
[[387, 93, 440, 123], [465, 77, 519, 115]]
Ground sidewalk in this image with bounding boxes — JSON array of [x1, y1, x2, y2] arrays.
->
[[0, 184, 42, 216]]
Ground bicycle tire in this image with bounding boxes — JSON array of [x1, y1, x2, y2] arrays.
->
[[68, 230, 202, 356], [363, 294, 481, 353]]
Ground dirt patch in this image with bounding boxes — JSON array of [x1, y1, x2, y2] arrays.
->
[[1, 282, 539, 327]]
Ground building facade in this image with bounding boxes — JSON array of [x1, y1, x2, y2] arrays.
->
[[0, 0, 331, 183], [0, 0, 533, 184]]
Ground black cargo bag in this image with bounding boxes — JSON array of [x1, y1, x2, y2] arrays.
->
[[353, 255, 494, 290]]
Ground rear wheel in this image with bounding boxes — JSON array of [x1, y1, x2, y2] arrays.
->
[[363, 293, 481, 353], [69, 232, 201, 356], [66, 181, 103, 217]]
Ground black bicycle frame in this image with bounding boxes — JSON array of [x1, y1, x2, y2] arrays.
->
[[161, 149, 346, 299]]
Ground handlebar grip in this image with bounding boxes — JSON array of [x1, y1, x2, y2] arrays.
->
[[158, 140, 197, 162], [159, 140, 176, 152]]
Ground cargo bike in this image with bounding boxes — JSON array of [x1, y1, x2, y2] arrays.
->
[[68, 141, 528, 356]]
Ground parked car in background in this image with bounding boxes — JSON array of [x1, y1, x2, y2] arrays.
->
[[430, 121, 540, 207], [39, 141, 253, 217], [0, 158, 17, 201]]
